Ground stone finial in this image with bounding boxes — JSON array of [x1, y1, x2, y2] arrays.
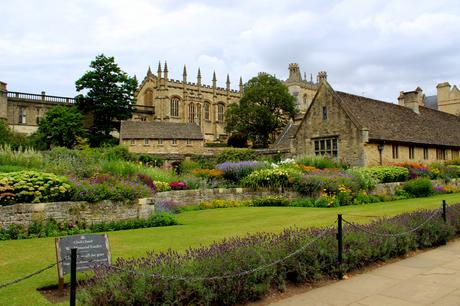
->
[[157, 61, 162, 79], [287, 63, 301, 82], [239, 76, 243, 92], [183, 65, 187, 83], [197, 68, 202, 86], [212, 71, 217, 87], [317, 71, 327, 83], [164, 61, 169, 79], [226, 74, 230, 90]]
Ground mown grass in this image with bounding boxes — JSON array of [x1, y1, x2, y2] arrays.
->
[[0, 193, 459, 305]]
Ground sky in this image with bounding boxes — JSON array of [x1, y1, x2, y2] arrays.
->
[[1, 0, 460, 102]]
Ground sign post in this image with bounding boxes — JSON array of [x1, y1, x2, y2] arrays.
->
[[55, 234, 111, 291]]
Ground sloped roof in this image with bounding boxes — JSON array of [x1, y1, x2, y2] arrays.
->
[[424, 95, 438, 110], [334, 91, 460, 147], [120, 121, 203, 140], [272, 122, 299, 149]]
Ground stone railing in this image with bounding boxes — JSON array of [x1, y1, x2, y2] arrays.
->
[[6, 91, 75, 104]]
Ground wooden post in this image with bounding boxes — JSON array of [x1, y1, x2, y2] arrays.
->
[[70, 248, 77, 306]]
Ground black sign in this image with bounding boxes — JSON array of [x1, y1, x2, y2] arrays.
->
[[55, 234, 111, 277]]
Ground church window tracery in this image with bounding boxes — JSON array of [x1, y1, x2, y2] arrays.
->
[[170, 97, 180, 117]]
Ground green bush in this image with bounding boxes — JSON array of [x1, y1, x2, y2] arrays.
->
[[137, 154, 164, 167], [251, 195, 290, 207], [290, 198, 316, 207], [216, 148, 256, 163], [0, 213, 178, 241], [241, 168, 295, 190], [356, 166, 409, 183], [296, 155, 346, 169], [403, 178, 434, 198], [0, 171, 72, 205]]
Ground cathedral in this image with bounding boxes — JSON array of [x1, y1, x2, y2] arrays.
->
[[132, 62, 323, 143]]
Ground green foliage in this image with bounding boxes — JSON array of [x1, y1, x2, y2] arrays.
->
[[225, 74, 297, 147], [216, 148, 256, 163], [75, 54, 138, 146], [199, 199, 251, 210], [227, 132, 248, 148], [179, 159, 201, 173], [137, 154, 164, 167], [296, 155, 346, 169], [241, 168, 294, 190], [403, 178, 434, 198], [290, 198, 316, 207], [0, 145, 44, 169], [0, 171, 72, 205], [35, 106, 85, 149], [0, 213, 178, 241], [356, 166, 409, 183], [252, 195, 290, 207], [0, 120, 30, 149]]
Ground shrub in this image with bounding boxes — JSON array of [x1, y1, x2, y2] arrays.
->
[[252, 196, 290, 207], [290, 198, 316, 207], [0, 213, 179, 241], [227, 133, 248, 148], [356, 166, 409, 183], [71, 175, 153, 202], [0, 171, 72, 205], [137, 154, 164, 167], [241, 168, 294, 190], [216, 161, 267, 183], [79, 207, 460, 306], [199, 199, 250, 210], [403, 178, 434, 198], [296, 155, 346, 169], [0, 145, 44, 170], [154, 181, 172, 192], [179, 159, 201, 174], [216, 148, 256, 163], [169, 181, 187, 190]]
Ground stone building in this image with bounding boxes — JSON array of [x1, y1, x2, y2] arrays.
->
[[399, 83, 460, 116], [119, 120, 204, 155], [0, 81, 76, 134], [293, 80, 460, 167], [133, 62, 243, 143]]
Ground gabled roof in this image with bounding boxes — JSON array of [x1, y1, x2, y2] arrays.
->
[[424, 95, 438, 110], [120, 121, 203, 140], [333, 90, 460, 147]]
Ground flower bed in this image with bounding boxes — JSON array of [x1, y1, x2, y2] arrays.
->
[[79, 206, 460, 305]]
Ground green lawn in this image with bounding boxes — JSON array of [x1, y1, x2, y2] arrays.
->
[[1, 193, 460, 306]]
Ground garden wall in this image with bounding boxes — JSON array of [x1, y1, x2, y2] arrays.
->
[[0, 188, 299, 228]]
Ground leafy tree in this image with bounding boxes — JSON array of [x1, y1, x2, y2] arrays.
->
[[0, 120, 29, 149], [35, 106, 85, 149], [225, 73, 297, 148], [75, 54, 138, 146], [0, 120, 12, 145]]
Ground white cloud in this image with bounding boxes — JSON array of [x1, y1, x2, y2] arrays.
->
[[1, 0, 460, 101]]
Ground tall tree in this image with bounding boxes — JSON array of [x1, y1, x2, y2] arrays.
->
[[75, 54, 138, 146], [225, 73, 297, 147], [35, 106, 85, 149]]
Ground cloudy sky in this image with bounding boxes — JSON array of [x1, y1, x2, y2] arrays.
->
[[1, 0, 459, 102]]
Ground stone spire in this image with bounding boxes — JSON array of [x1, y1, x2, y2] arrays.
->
[[182, 65, 187, 83], [226, 74, 230, 90], [163, 61, 168, 79], [157, 61, 162, 79], [212, 71, 217, 88], [197, 68, 202, 86], [147, 65, 153, 76], [239, 76, 243, 93]]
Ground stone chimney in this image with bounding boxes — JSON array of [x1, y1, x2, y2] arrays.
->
[[0, 81, 7, 121], [398, 87, 424, 114], [437, 82, 460, 115]]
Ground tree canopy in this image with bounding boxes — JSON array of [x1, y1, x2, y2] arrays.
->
[[35, 106, 85, 149], [225, 74, 297, 147], [75, 54, 138, 146]]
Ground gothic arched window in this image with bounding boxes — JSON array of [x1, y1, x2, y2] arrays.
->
[[188, 103, 195, 123], [217, 104, 224, 122], [144, 89, 153, 107], [170, 97, 180, 117], [204, 102, 210, 120]]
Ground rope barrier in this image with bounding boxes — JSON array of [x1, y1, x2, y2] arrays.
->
[[342, 208, 441, 237], [342, 214, 383, 218], [0, 256, 70, 290], [79, 224, 336, 282]]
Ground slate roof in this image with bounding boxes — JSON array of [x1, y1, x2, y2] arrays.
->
[[334, 91, 460, 147], [120, 121, 204, 140]]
